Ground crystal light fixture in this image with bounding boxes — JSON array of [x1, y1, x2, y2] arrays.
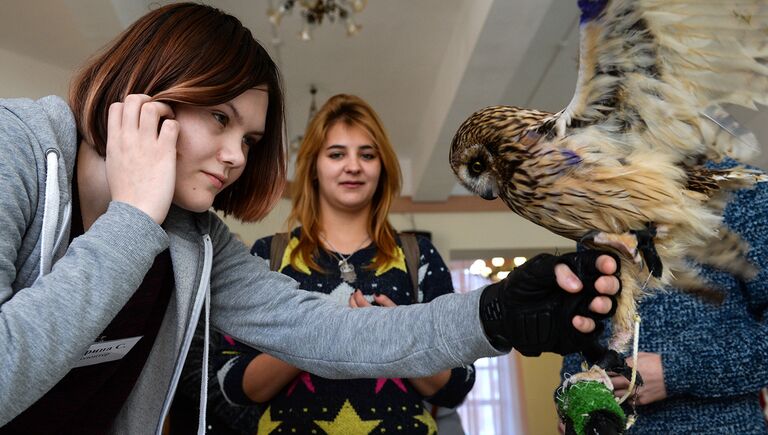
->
[[268, 0, 368, 41]]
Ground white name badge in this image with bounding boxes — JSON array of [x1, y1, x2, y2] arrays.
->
[[74, 336, 143, 368]]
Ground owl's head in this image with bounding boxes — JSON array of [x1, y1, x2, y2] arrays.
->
[[450, 105, 550, 200], [449, 130, 499, 200]]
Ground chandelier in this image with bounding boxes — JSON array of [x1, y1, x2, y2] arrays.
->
[[268, 0, 368, 41]]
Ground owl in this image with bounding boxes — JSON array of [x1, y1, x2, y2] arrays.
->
[[450, 0, 768, 357]]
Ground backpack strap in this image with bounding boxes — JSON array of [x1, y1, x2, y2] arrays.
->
[[399, 233, 421, 303], [269, 232, 291, 272]]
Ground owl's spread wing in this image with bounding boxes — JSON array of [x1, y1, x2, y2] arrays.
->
[[554, 0, 768, 162]]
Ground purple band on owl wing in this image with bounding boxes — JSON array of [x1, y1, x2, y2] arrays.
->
[[561, 150, 583, 166], [577, 0, 609, 23]]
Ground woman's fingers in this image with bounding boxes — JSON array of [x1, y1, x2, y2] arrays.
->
[[107, 101, 124, 141], [105, 94, 178, 224], [554, 263, 582, 293], [596, 254, 618, 275], [139, 100, 175, 140], [373, 293, 397, 307], [610, 375, 629, 390], [554, 254, 619, 295], [157, 118, 179, 151], [122, 94, 151, 130], [571, 315, 595, 333], [349, 290, 372, 308], [556, 254, 621, 333], [349, 291, 397, 308], [588, 295, 613, 315], [595, 274, 620, 296]]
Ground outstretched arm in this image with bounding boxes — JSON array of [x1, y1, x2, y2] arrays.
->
[[208, 218, 619, 380]]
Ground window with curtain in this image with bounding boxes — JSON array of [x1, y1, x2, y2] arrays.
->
[[450, 261, 526, 435]]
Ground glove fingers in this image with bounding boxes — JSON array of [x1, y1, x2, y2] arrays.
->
[[558, 250, 621, 321], [559, 250, 620, 284], [483, 249, 621, 356], [602, 276, 621, 318]]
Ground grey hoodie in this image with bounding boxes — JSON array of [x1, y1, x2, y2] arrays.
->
[[0, 96, 501, 434]]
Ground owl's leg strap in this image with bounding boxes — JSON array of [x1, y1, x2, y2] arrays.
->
[[630, 224, 662, 278]]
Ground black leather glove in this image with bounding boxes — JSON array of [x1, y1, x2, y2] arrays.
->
[[479, 250, 620, 356]]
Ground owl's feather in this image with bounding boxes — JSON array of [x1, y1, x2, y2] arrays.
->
[[450, 0, 768, 352]]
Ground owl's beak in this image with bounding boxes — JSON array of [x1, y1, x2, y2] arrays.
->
[[479, 191, 497, 200], [479, 180, 498, 200]]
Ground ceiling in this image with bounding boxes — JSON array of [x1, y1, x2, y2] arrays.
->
[[2, 0, 766, 202]]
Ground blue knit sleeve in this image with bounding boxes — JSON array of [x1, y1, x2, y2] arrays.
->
[[662, 181, 768, 397], [415, 237, 477, 407]]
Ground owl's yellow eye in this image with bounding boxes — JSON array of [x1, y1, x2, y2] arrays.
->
[[470, 160, 485, 175]]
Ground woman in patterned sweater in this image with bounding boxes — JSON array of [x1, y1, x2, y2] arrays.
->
[[215, 94, 474, 434]]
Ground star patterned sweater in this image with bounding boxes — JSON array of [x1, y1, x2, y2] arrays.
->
[[215, 229, 475, 435]]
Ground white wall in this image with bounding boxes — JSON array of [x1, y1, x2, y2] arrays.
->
[[221, 199, 572, 262], [0, 47, 71, 98]]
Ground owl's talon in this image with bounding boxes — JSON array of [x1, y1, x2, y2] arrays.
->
[[597, 350, 643, 388], [555, 113, 571, 137], [589, 231, 642, 265], [585, 227, 663, 278]]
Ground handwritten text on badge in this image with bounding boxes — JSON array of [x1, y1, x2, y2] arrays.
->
[[74, 336, 143, 368]]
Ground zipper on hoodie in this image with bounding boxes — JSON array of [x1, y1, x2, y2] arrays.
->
[[155, 234, 213, 435]]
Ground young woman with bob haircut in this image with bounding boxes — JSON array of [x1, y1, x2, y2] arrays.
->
[[0, 3, 619, 433]]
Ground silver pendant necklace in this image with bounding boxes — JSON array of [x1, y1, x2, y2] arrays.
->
[[320, 233, 370, 284]]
